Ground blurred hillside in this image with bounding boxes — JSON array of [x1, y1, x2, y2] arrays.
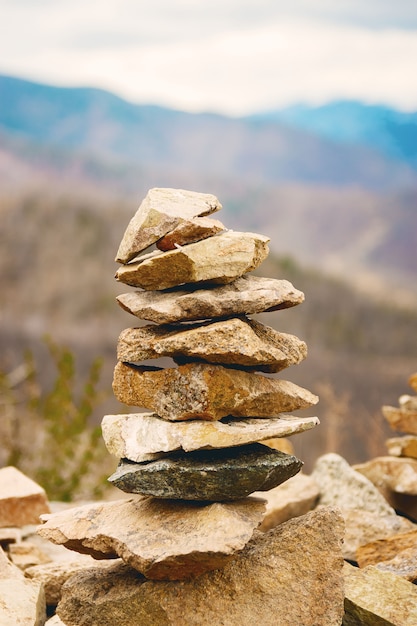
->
[[0, 74, 416, 471]]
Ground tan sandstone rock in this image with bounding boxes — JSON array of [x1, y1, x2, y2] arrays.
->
[[382, 405, 417, 435], [0, 466, 50, 527], [156, 216, 225, 251], [112, 361, 318, 421], [0, 546, 46, 625], [386, 435, 417, 458], [102, 413, 319, 462], [26, 559, 119, 606], [354, 456, 417, 495], [409, 372, 417, 393], [343, 563, 417, 625], [116, 188, 221, 263], [116, 275, 305, 323], [256, 472, 319, 531], [8, 541, 51, 571], [311, 453, 412, 560], [115, 230, 270, 290], [117, 317, 307, 373], [56, 507, 345, 626], [356, 529, 417, 582], [38, 496, 266, 580]]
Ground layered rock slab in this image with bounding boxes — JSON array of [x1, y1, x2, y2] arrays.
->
[[108, 444, 303, 500], [117, 317, 307, 372], [113, 361, 318, 421], [102, 412, 319, 462], [56, 507, 345, 626], [117, 275, 305, 324], [116, 188, 221, 263], [343, 563, 417, 625], [356, 529, 417, 582], [115, 230, 270, 290], [38, 497, 265, 580]]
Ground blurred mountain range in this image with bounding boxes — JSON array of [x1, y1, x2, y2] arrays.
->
[[0, 73, 416, 302]]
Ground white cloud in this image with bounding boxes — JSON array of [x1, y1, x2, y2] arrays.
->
[[0, 2, 417, 114]]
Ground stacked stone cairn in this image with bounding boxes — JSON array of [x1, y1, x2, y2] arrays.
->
[[354, 372, 417, 521], [39, 188, 320, 582]]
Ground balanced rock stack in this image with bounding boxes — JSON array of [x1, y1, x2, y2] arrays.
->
[[39, 188, 319, 583], [355, 372, 417, 521]]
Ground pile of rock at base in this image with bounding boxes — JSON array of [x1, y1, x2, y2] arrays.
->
[[354, 372, 417, 522]]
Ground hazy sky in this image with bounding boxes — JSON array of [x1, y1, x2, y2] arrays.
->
[[1, 0, 417, 115]]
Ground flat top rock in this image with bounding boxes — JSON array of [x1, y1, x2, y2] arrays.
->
[[38, 496, 265, 580], [56, 506, 345, 626], [117, 317, 307, 373], [116, 188, 221, 263], [101, 412, 319, 462], [108, 444, 303, 500], [0, 466, 50, 528], [115, 230, 270, 290], [112, 361, 318, 421]]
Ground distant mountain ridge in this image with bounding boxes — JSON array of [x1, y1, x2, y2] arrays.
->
[[250, 101, 417, 168], [1, 73, 416, 190]]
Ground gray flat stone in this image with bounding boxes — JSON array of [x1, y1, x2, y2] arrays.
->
[[116, 275, 305, 324], [108, 444, 303, 500]]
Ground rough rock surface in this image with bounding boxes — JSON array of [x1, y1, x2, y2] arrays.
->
[[56, 507, 345, 626], [38, 496, 266, 580], [0, 465, 50, 527], [116, 188, 221, 263], [102, 412, 319, 462], [117, 317, 307, 372], [25, 559, 120, 606], [343, 562, 417, 625], [354, 456, 417, 494], [116, 275, 305, 323], [112, 361, 318, 421], [255, 472, 319, 531], [311, 453, 412, 559], [386, 435, 417, 458], [156, 216, 224, 251], [382, 405, 417, 434], [356, 529, 417, 581], [108, 444, 303, 500], [115, 230, 270, 290], [0, 546, 46, 625]]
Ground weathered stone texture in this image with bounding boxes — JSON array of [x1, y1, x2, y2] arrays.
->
[[354, 456, 417, 495], [0, 465, 50, 527], [38, 497, 265, 580], [101, 412, 319, 462], [116, 275, 305, 323], [57, 507, 345, 626], [117, 317, 307, 372], [112, 361, 318, 421], [343, 563, 417, 625], [116, 188, 221, 263], [156, 216, 224, 251], [115, 230, 270, 290], [108, 444, 302, 500]]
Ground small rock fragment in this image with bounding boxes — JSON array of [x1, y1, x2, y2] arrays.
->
[[0, 466, 50, 527], [382, 405, 417, 435], [156, 216, 225, 251]]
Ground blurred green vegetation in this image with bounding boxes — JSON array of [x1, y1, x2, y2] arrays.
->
[[0, 337, 112, 501]]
